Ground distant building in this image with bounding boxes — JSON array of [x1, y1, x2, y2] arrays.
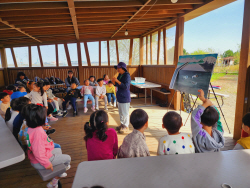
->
[[222, 56, 234, 66]]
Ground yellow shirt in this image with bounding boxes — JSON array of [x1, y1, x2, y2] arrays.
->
[[105, 85, 116, 96], [237, 136, 250, 149]]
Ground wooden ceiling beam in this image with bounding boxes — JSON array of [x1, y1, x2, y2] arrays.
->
[[0, 2, 68, 11], [2, 15, 71, 22], [67, 0, 79, 40], [0, 18, 42, 43], [0, 9, 70, 17], [111, 0, 151, 38], [8, 19, 72, 25]]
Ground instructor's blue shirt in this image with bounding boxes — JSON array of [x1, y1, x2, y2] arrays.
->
[[115, 72, 131, 103]]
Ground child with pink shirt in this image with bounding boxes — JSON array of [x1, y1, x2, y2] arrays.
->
[[80, 79, 95, 113], [84, 110, 118, 161], [24, 104, 71, 188]]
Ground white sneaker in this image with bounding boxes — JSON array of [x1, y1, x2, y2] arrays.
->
[[57, 111, 63, 116], [66, 164, 71, 171], [114, 102, 116, 107], [104, 107, 108, 111], [67, 105, 72, 110], [96, 106, 99, 110], [109, 102, 113, 106], [59, 172, 67, 178]]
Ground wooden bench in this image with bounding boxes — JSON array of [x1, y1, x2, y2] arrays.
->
[[151, 88, 171, 107]]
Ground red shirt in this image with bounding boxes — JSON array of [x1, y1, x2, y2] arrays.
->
[[86, 128, 118, 161]]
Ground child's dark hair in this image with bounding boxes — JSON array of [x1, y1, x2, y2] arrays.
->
[[6, 85, 16, 92], [5, 98, 19, 122], [84, 79, 89, 83], [201, 106, 219, 127], [17, 85, 25, 91], [108, 81, 113, 84], [17, 71, 26, 79], [130, 109, 148, 129], [34, 82, 44, 96], [16, 97, 31, 112], [163, 111, 182, 134], [243, 113, 250, 128], [43, 81, 50, 86], [68, 70, 73, 74], [21, 104, 46, 128], [89, 75, 96, 81], [0, 92, 8, 100], [103, 74, 107, 78], [84, 110, 108, 142], [97, 78, 104, 83]]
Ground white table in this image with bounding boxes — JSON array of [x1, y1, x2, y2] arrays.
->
[[72, 150, 250, 188], [0, 117, 25, 169], [131, 81, 161, 106]]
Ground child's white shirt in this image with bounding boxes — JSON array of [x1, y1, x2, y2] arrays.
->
[[25, 90, 48, 107], [157, 133, 195, 155], [96, 85, 106, 96]]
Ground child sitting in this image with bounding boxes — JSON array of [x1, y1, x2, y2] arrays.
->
[[0, 92, 10, 119], [106, 81, 116, 107], [157, 111, 195, 155], [234, 113, 250, 150], [11, 86, 27, 100], [80, 79, 95, 113], [26, 80, 34, 93], [5, 98, 19, 132], [89, 76, 98, 86], [43, 82, 63, 116], [24, 104, 71, 188], [118, 109, 150, 158], [95, 78, 108, 110], [103, 74, 110, 85], [84, 110, 118, 161], [3, 85, 16, 95], [62, 82, 82, 117], [26, 82, 58, 122], [191, 89, 224, 152]]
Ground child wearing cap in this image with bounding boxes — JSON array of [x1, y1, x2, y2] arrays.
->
[[157, 111, 195, 155], [95, 78, 108, 110]]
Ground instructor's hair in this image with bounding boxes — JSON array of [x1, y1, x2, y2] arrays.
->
[[84, 110, 109, 142]]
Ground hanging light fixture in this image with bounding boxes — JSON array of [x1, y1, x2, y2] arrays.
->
[[171, 0, 178, 3], [125, 29, 128, 36]]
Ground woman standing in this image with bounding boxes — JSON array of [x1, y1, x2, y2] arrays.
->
[[112, 62, 131, 134]]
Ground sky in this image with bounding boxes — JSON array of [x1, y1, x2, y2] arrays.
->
[[183, 0, 244, 54], [3, 0, 245, 66]]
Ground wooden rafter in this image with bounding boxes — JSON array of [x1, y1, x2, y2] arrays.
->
[[37, 45, 43, 67], [84, 42, 91, 66], [157, 30, 161, 65], [129, 39, 133, 65], [111, 0, 152, 38], [67, 0, 79, 40], [28, 45, 32, 67], [115, 40, 119, 63], [64, 43, 72, 66], [163, 28, 167, 65], [0, 18, 41, 43], [139, 37, 143, 65], [146, 36, 148, 65], [99, 41, 101, 66], [107, 40, 110, 66], [150, 34, 152, 65], [55, 44, 59, 67], [10, 47, 18, 67]]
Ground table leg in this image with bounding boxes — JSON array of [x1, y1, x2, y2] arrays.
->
[[145, 88, 147, 105], [151, 89, 152, 105]]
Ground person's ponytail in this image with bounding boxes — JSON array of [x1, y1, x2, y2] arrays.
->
[[5, 108, 11, 122], [96, 121, 107, 142], [84, 121, 94, 141]]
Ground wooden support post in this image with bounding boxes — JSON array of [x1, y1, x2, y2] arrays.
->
[[157, 30, 161, 65], [0, 48, 9, 86], [139, 37, 144, 66], [107, 40, 110, 66], [77, 42, 84, 85], [234, 0, 250, 140], [64, 43, 72, 67], [37, 45, 43, 67], [163, 28, 167, 65], [10, 47, 17, 67], [173, 17, 184, 111], [84, 42, 91, 66], [28, 46, 32, 67], [115, 40, 119, 64], [129, 39, 133, 65], [150, 34, 152, 65], [55, 44, 59, 67], [146, 36, 148, 65], [99, 41, 101, 66]]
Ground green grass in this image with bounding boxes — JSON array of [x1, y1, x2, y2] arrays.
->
[[211, 73, 226, 82]]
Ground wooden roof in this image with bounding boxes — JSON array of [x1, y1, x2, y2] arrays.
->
[[0, 0, 235, 47]]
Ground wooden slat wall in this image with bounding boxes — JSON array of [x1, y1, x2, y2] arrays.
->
[[142, 65, 176, 104], [7, 67, 78, 84], [0, 68, 5, 91]]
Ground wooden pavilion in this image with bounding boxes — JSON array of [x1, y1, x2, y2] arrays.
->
[[0, 0, 250, 187]]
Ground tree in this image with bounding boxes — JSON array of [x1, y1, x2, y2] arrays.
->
[[222, 49, 234, 58], [190, 48, 215, 55], [183, 48, 189, 55], [233, 44, 240, 65]]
